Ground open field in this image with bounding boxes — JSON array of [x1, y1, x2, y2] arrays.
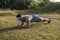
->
[[0, 10, 60, 40]]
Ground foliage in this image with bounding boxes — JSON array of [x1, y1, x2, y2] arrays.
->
[[0, 0, 31, 10], [28, 1, 40, 10], [44, 2, 60, 11], [28, 0, 51, 10], [0, 0, 50, 10], [0, 0, 60, 11]]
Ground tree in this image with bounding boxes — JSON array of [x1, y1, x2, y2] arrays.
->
[[43, 0, 50, 4], [0, 0, 32, 9], [0, 0, 51, 10]]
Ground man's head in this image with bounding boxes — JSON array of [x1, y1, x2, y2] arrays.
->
[[16, 13, 22, 21], [16, 13, 21, 18]]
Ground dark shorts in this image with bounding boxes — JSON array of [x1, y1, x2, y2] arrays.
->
[[30, 15, 41, 22]]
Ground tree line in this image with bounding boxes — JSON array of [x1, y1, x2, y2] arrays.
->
[[0, 0, 60, 11], [0, 0, 31, 10], [0, 0, 50, 10]]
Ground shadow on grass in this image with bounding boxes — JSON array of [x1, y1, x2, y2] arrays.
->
[[0, 23, 51, 33], [0, 26, 28, 33]]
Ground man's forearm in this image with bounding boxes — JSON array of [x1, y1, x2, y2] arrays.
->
[[20, 21, 24, 27], [26, 19, 31, 28]]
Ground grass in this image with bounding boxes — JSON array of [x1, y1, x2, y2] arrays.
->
[[0, 10, 60, 40]]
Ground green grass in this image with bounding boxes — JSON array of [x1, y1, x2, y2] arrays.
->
[[0, 10, 60, 40]]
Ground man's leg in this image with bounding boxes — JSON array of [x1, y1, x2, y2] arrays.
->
[[43, 18, 51, 23]]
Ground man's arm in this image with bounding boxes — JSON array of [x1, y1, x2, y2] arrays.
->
[[20, 21, 24, 27], [25, 17, 31, 28]]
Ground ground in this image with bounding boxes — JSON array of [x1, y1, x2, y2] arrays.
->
[[0, 10, 60, 40]]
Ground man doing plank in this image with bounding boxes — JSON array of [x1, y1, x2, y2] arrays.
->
[[16, 13, 51, 28]]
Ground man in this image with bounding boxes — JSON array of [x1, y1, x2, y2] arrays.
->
[[16, 13, 51, 28]]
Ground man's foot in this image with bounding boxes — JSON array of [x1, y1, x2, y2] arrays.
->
[[48, 19, 51, 23]]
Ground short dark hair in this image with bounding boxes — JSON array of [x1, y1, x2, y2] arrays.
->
[[16, 13, 21, 18]]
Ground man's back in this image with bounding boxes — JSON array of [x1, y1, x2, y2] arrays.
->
[[22, 14, 41, 22]]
